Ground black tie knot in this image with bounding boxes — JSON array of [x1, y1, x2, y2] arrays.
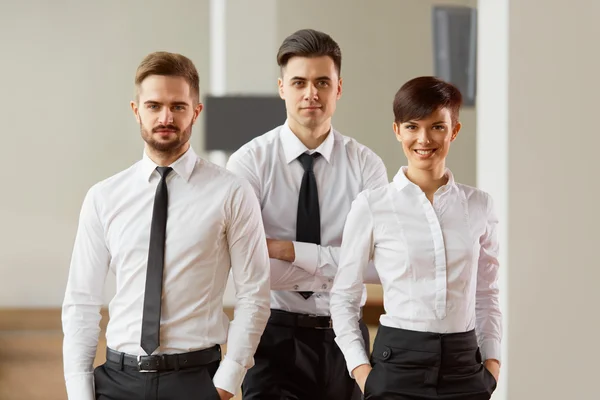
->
[[297, 152, 320, 172], [156, 166, 173, 179]]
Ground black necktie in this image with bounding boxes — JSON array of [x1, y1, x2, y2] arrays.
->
[[140, 166, 172, 355], [296, 153, 321, 299]]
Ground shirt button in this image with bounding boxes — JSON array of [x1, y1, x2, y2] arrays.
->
[[321, 284, 327, 290], [328, 279, 333, 283], [382, 350, 389, 357], [293, 285, 299, 290]]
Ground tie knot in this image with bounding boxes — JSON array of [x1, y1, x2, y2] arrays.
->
[[297, 152, 320, 172], [156, 166, 173, 179]]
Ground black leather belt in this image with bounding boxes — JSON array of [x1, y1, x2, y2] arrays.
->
[[268, 309, 333, 329], [106, 345, 221, 372]]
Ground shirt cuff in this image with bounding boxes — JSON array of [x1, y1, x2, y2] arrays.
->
[[65, 373, 95, 400], [292, 241, 319, 275], [344, 344, 371, 378], [480, 339, 502, 364], [213, 357, 247, 396]]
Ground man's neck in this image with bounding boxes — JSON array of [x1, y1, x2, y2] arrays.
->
[[145, 142, 190, 167], [287, 118, 331, 150]]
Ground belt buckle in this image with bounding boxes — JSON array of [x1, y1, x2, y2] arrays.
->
[[309, 314, 332, 330], [137, 354, 161, 373]]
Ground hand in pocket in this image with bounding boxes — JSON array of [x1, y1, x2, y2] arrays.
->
[[215, 388, 233, 400], [353, 364, 373, 394], [484, 359, 500, 383]]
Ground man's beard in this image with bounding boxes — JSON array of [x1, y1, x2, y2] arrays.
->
[[140, 117, 193, 155]]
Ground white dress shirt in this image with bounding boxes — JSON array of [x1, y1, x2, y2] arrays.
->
[[62, 146, 271, 399], [226, 121, 388, 316], [330, 167, 502, 374]]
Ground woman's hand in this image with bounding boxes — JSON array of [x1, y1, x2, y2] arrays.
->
[[352, 364, 373, 393], [216, 388, 234, 400], [484, 359, 500, 382]]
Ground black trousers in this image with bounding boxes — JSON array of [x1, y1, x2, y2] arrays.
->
[[242, 309, 370, 400], [94, 351, 221, 400], [364, 325, 497, 400]]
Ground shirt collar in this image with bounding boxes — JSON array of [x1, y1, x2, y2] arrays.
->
[[139, 145, 198, 182], [280, 120, 335, 164], [392, 166, 456, 192]]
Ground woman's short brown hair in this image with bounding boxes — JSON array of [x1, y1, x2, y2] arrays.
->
[[393, 76, 463, 125]]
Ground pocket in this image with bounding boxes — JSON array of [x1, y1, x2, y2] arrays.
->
[[210, 384, 221, 400], [482, 366, 498, 393], [169, 366, 222, 400], [93, 364, 109, 398], [363, 364, 377, 398], [372, 345, 436, 368], [201, 368, 221, 400]]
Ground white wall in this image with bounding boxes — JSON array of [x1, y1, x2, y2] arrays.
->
[[507, 1, 600, 397], [478, 0, 600, 398], [477, 1, 508, 398], [0, 0, 479, 308], [223, 0, 279, 95]]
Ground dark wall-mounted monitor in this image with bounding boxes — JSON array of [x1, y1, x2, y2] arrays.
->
[[204, 95, 287, 152], [432, 6, 477, 106]]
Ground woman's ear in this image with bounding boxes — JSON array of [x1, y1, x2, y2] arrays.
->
[[393, 122, 402, 143]]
